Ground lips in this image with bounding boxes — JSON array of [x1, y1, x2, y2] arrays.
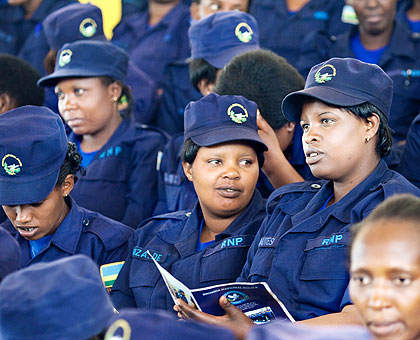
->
[[368, 321, 404, 337], [16, 226, 38, 239], [305, 148, 324, 165], [216, 186, 242, 199]]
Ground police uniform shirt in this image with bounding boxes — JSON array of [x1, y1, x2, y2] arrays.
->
[[238, 160, 420, 321], [0, 197, 133, 268], [69, 117, 167, 228], [111, 190, 267, 311]]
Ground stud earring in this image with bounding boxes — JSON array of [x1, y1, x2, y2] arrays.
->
[[113, 96, 118, 102], [365, 136, 370, 143]]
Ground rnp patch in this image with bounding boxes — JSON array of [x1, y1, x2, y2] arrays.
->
[[304, 232, 349, 251], [131, 247, 168, 263]]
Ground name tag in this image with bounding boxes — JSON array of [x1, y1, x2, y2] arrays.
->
[[204, 235, 254, 257], [304, 232, 349, 251], [131, 247, 167, 263], [258, 237, 279, 248]]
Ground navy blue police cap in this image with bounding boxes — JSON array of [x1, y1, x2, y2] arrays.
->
[[0, 255, 115, 340], [184, 93, 267, 152], [0, 227, 20, 282], [189, 11, 260, 69], [38, 40, 128, 87], [282, 57, 393, 122], [105, 309, 235, 340], [43, 2, 107, 51], [0, 106, 68, 206]]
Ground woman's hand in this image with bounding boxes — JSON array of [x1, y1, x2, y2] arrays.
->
[[174, 296, 254, 340]]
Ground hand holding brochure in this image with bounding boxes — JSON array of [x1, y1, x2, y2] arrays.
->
[[147, 251, 295, 324]]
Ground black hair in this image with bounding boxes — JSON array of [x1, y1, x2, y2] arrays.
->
[[215, 49, 304, 130], [344, 102, 392, 158], [350, 194, 420, 257], [0, 54, 44, 107], [56, 142, 83, 186], [189, 58, 219, 92], [99, 76, 133, 119], [181, 137, 264, 167]]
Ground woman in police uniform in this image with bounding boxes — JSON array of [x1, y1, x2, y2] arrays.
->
[[0, 106, 132, 268], [38, 40, 166, 228], [111, 93, 268, 311]]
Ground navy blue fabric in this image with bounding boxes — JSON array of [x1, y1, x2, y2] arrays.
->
[[69, 118, 167, 228], [398, 111, 420, 188], [296, 22, 420, 142], [111, 191, 266, 311], [0, 0, 75, 74], [153, 61, 202, 135], [249, 0, 349, 67], [112, 2, 190, 86], [0, 197, 133, 268], [238, 160, 420, 321], [396, 0, 420, 34], [0, 226, 20, 281]]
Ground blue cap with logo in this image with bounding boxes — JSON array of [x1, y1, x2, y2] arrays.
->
[[282, 57, 393, 122], [38, 40, 128, 87], [0, 255, 115, 340], [0, 106, 68, 206], [184, 93, 267, 152], [189, 11, 260, 69], [0, 227, 20, 282], [105, 309, 235, 340], [43, 2, 107, 51]]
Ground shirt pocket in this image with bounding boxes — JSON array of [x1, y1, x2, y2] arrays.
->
[[246, 237, 279, 281]]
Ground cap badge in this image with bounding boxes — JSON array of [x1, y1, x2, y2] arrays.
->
[[104, 318, 132, 340], [2, 154, 22, 176], [228, 103, 248, 124], [79, 18, 97, 38], [58, 49, 72, 67], [235, 22, 253, 43], [315, 64, 336, 83]]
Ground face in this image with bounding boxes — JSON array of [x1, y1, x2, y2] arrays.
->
[[300, 99, 377, 182], [2, 178, 73, 241], [55, 78, 121, 137], [193, 0, 249, 20], [350, 219, 420, 340], [7, 0, 29, 6], [183, 142, 259, 220], [349, 0, 397, 36]]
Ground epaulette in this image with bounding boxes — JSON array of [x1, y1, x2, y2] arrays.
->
[[266, 180, 326, 207]]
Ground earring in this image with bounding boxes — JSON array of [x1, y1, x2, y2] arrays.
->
[[113, 96, 118, 102], [365, 136, 370, 143]]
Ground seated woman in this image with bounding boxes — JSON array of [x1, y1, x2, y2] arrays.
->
[[0, 106, 133, 268], [38, 40, 167, 228], [175, 58, 420, 327], [111, 93, 268, 311]]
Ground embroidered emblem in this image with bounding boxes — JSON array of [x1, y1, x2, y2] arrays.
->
[[227, 103, 248, 124], [2, 154, 22, 176], [79, 18, 97, 38], [58, 49, 72, 67], [314, 64, 336, 83], [104, 319, 131, 340], [235, 22, 253, 43]]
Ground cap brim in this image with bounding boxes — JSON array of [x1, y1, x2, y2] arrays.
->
[[0, 166, 61, 205], [190, 125, 268, 152], [38, 67, 112, 87], [204, 44, 260, 69], [282, 86, 367, 122]]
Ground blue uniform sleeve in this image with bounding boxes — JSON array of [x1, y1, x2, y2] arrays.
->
[[339, 284, 352, 311]]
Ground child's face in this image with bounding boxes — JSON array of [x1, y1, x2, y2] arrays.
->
[[350, 219, 420, 340]]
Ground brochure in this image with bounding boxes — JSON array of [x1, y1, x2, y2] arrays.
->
[[147, 251, 295, 324]]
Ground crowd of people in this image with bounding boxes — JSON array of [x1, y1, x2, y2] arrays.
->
[[1, 0, 420, 339]]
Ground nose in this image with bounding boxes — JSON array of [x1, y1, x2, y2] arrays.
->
[[222, 162, 240, 180], [366, 0, 378, 8], [303, 125, 320, 145], [367, 280, 392, 311], [15, 205, 32, 224]]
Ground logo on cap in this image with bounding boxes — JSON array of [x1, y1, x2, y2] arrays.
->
[[2, 154, 22, 176], [228, 103, 248, 124], [235, 22, 253, 43], [315, 64, 336, 83], [104, 319, 131, 340], [79, 18, 97, 38], [58, 49, 72, 67]]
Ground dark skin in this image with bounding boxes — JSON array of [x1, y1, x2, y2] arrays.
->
[[407, 0, 420, 21]]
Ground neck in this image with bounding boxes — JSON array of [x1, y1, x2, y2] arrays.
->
[[81, 113, 122, 153], [286, 0, 309, 12], [200, 211, 240, 243], [49, 198, 71, 236], [23, 0, 42, 19], [358, 23, 394, 50], [148, 0, 180, 26], [407, 0, 420, 21]]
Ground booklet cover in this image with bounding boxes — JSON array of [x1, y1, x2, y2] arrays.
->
[[147, 251, 295, 324]]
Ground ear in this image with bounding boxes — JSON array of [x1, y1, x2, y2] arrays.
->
[[284, 121, 296, 133], [365, 113, 380, 139], [182, 161, 193, 182], [197, 79, 215, 96], [0, 93, 16, 114], [108, 81, 123, 101], [60, 174, 75, 197], [190, 2, 200, 20]]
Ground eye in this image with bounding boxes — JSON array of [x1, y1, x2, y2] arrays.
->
[[352, 274, 371, 286], [55, 90, 64, 100], [300, 123, 310, 132], [74, 88, 85, 96], [208, 159, 221, 165], [392, 276, 412, 286], [239, 159, 253, 166], [30, 200, 45, 207], [321, 118, 334, 125], [208, 3, 220, 11]]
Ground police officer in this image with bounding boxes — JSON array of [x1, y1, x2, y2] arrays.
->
[[0, 106, 133, 268], [38, 40, 167, 228], [41, 2, 158, 124], [175, 58, 420, 324], [111, 93, 268, 311]]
